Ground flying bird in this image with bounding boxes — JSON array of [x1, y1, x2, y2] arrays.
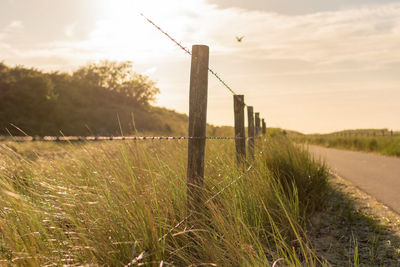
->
[[236, 36, 244, 42]]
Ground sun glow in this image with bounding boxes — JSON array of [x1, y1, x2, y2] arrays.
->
[[92, 0, 206, 62], [92, 0, 215, 112]]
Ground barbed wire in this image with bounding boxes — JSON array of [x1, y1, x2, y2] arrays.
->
[[140, 13, 192, 56], [207, 68, 237, 96], [140, 13, 242, 99], [0, 135, 250, 143]]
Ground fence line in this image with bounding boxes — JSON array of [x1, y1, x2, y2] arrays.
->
[[140, 13, 268, 167], [0, 135, 248, 143]]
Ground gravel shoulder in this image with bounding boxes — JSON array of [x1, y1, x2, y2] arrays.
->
[[309, 174, 400, 266]]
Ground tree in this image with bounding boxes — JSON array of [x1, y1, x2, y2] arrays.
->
[[0, 61, 165, 136], [0, 62, 11, 97], [0, 66, 56, 134], [120, 73, 159, 105], [73, 60, 159, 105]]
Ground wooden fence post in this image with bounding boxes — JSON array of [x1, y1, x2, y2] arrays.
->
[[255, 113, 260, 137], [234, 95, 246, 165], [247, 106, 255, 159], [187, 45, 209, 210], [262, 119, 266, 135]]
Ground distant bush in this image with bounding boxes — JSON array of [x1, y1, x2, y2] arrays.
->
[[368, 139, 378, 151]]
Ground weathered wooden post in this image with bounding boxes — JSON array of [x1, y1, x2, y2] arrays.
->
[[255, 113, 260, 137], [234, 95, 246, 165], [262, 119, 266, 135], [187, 45, 209, 211], [247, 106, 255, 159]]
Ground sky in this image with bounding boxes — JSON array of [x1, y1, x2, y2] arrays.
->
[[0, 0, 399, 133]]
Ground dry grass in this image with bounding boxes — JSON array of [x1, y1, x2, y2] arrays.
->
[[0, 136, 329, 266]]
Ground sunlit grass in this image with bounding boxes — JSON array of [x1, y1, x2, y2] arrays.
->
[[0, 135, 328, 266]]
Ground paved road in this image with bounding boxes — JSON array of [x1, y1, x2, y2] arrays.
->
[[306, 145, 400, 214]]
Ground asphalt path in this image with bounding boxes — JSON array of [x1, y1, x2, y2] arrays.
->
[[306, 145, 400, 214]]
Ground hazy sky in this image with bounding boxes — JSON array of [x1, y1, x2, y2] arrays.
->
[[1, 0, 399, 133]]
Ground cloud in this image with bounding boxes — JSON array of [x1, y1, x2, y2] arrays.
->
[[0, 20, 24, 40], [0, 21, 25, 58], [193, 3, 400, 74], [64, 23, 77, 38], [2, 1, 400, 74], [4, 20, 24, 33], [142, 67, 157, 76]]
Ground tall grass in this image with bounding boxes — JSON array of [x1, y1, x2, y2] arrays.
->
[[294, 135, 400, 157], [0, 136, 328, 266]]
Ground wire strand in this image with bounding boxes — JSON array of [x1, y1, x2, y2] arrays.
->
[[140, 13, 244, 102], [0, 135, 250, 142]]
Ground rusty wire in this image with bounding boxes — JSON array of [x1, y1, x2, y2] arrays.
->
[[140, 13, 241, 99], [0, 135, 248, 143]]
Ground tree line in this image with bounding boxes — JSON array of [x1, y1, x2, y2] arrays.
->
[[0, 60, 189, 136]]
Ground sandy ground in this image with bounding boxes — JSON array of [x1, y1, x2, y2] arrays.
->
[[308, 174, 400, 265]]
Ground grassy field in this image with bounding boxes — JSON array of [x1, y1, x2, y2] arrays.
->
[[0, 135, 330, 266], [293, 132, 400, 157]]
